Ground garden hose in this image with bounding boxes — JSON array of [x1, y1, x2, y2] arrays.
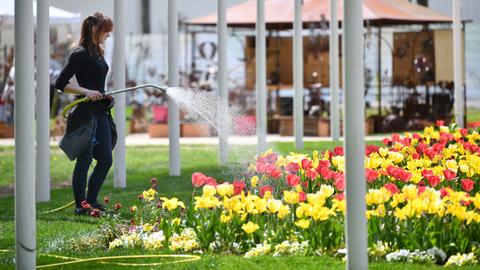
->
[[38, 200, 75, 215], [0, 249, 201, 268], [62, 84, 168, 118]]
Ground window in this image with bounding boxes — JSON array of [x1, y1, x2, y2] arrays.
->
[[417, 0, 428, 7]]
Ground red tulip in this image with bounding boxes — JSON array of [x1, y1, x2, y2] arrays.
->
[[461, 179, 474, 192], [334, 176, 345, 191], [306, 169, 318, 180], [103, 196, 110, 204], [335, 193, 345, 201], [365, 169, 379, 183], [365, 145, 380, 156], [233, 180, 246, 195], [191, 172, 206, 188], [427, 175, 440, 187], [114, 203, 122, 210], [204, 176, 217, 187], [436, 120, 444, 126], [81, 200, 91, 209], [439, 188, 450, 198], [319, 167, 334, 180], [333, 146, 344, 156], [285, 162, 300, 174], [298, 191, 306, 202], [301, 159, 312, 170], [384, 183, 399, 194], [259, 185, 273, 197], [422, 169, 434, 179], [443, 169, 456, 181], [317, 160, 331, 169], [267, 165, 282, 179], [286, 174, 300, 187]]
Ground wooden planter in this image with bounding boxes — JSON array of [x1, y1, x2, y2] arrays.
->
[[0, 123, 14, 138], [181, 123, 210, 137], [148, 123, 169, 138]]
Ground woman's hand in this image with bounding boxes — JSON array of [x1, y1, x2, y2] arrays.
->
[[84, 89, 104, 101]]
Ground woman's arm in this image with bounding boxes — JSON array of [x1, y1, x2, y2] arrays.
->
[[63, 83, 104, 101]]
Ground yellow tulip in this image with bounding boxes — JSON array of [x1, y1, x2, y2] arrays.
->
[[203, 185, 217, 197], [277, 205, 291, 219], [267, 199, 282, 213], [161, 197, 185, 211], [250, 176, 259, 187], [295, 219, 310, 229], [143, 223, 153, 232], [142, 188, 157, 202], [283, 190, 299, 205], [172, 218, 181, 226], [311, 206, 331, 221], [220, 214, 232, 223], [242, 221, 259, 234], [216, 183, 234, 197]]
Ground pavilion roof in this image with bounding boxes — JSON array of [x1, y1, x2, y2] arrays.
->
[[187, 0, 452, 28]]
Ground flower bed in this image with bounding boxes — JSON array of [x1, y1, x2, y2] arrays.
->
[[97, 123, 480, 266]]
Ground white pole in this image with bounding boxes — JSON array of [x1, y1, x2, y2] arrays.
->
[[329, 0, 340, 141], [294, 0, 304, 148], [343, 0, 368, 269], [218, 0, 228, 165], [113, 0, 127, 188], [256, 0, 267, 154], [168, 0, 181, 176], [15, 0, 36, 268], [36, 0, 50, 202], [453, 0, 464, 127]]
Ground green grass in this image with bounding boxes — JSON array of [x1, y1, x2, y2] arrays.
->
[[0, 142, 478, 269]]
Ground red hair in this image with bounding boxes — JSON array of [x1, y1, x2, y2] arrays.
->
[[79, 12, 113, 56]]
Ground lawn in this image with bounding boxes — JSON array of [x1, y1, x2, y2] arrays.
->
[[0, 142, 478, 269]]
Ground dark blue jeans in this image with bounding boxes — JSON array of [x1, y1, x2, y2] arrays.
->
[[72, 112, 113, 208]]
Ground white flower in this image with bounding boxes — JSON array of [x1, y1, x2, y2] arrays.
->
[[245, 243, 272, 258], [445, 253, 478, 266], [108, 238, 123, 249]]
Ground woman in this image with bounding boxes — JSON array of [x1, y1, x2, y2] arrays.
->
[[55, 12, 116, 215]]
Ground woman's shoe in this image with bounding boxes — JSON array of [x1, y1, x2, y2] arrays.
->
[[90, 201, 106, 211], [74, 207, 89, 215]]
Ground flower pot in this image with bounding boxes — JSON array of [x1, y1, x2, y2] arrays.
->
[[148, 123, 169, 138], [181, 123, 210, 137]]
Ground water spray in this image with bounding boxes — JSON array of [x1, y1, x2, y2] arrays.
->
[[62, 84, 169, 118]]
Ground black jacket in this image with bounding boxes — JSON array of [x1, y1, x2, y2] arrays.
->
[[56, 46, 117, 149]]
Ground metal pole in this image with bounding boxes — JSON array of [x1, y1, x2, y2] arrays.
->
[[15, 0, 36, 268], [294, 0, 303, 148], [377, 27, 382, 117], [256, 0, 266, 154], [453, 0, 464, 127], [168, 0, 181, 176], [36, 0, 50, 202], [113, 0, 127, 188], [218, 0, 228, 165], [329, 0, 340, 141], [343, 0, 368, 269]]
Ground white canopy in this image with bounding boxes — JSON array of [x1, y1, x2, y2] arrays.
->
[[0, 0, 81, 25]]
